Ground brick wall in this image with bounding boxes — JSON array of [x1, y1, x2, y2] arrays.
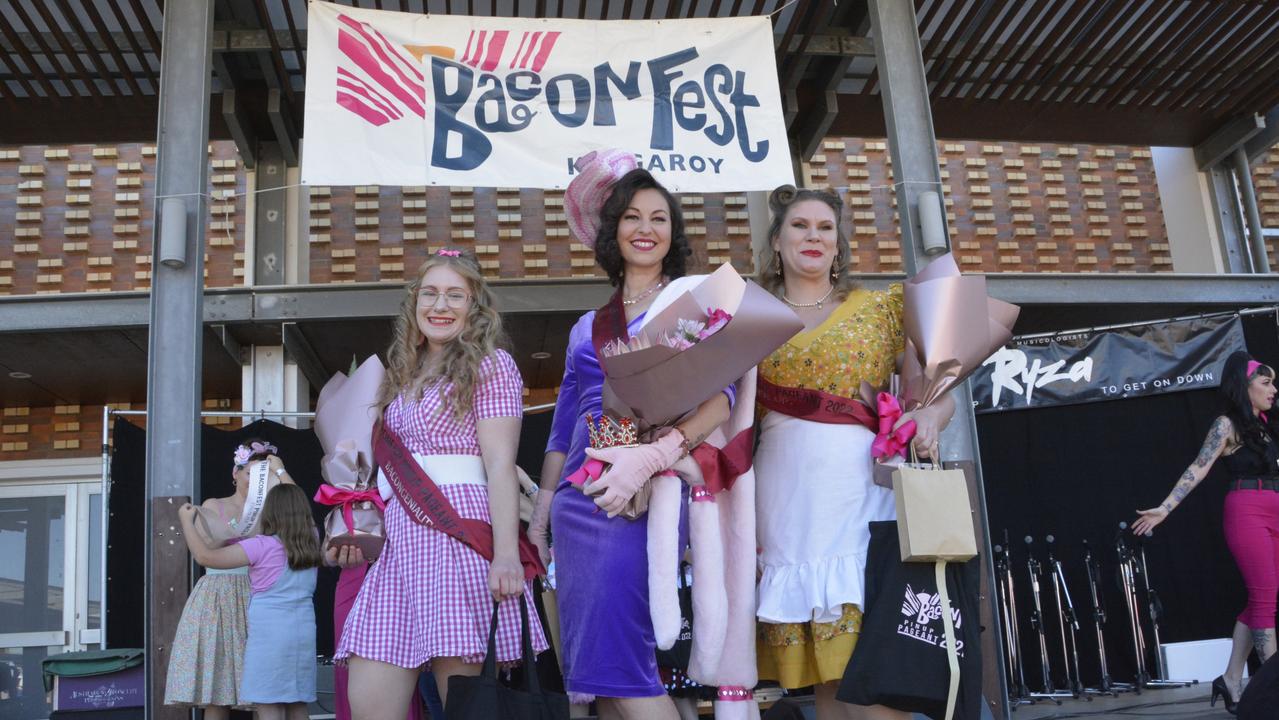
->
[[305, 184, 756, 283], [809, 139, 1171, 273], [0, 142, 247, 295], [2, 136, 1264, 463], [0, 399, 243, 463], [3, 136, 1185, 298], [1251, 147, 1279, 268]]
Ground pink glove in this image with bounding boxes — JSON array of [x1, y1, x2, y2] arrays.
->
[[526, 488, 554, 568], [584, 431, 686, 518]]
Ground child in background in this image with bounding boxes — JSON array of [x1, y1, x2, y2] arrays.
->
[[180, 483, 322, 720]]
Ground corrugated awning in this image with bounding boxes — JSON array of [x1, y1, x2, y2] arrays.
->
[[3, 1, 1277, 149]]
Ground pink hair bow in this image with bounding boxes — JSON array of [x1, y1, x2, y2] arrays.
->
[[871, 392, 916, 459], [313, 485, 386, 535], [436, 249, 461, 257]]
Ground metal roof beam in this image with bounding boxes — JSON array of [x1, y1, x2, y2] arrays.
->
[[777, 33, 875, 58], [267, 88, 299, 167], [3, 276, 1276, 337], [214, 28, 301, 52], [221, 89, 257, 169], [1245, 106, 1279, 165], [1194, 113, 1264, 170], [1, 30, 148, 55], [281, 323, 329, 393]]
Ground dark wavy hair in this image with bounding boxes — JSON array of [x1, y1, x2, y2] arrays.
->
[[1220, 350, 1277, 455], [758, 185, 856, 301], [593, 169, 691, 287]]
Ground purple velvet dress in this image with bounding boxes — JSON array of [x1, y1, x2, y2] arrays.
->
[[548, 309, 735, 700]]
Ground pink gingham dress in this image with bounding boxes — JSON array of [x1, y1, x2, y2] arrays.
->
[[336, 350, 548, 670]]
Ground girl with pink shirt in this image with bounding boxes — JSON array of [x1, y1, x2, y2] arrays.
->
[[180, 482, 323, 720]]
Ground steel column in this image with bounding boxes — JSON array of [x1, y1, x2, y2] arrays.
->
[[254, 143, 289, 285], [1207, 164, 1254, 273], [143, 0, 213, 716], [868, 0, 951, 277], [1232, 147, 1272, 273], [868, 1, 1007, 717]]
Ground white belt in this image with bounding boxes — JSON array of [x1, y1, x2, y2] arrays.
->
[[376, 453, 488, 502]]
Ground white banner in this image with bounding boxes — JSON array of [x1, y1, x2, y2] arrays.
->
[[302, 2, 794, 191]]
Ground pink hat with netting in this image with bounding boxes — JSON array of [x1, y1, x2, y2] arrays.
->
[[565, 149, 638, 249]]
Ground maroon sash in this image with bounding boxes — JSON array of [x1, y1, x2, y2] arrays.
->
[[373, 424, 544, 581], [591, 288, 628, 356], [756, 374, 877, 432]]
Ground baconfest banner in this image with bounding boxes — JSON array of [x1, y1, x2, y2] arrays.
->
[[970, 314, 1246, 413], [303, 2, 794, 191]]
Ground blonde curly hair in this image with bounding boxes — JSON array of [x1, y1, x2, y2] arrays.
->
[[378, 250, 508, 421], [757, 185, 857, 302]]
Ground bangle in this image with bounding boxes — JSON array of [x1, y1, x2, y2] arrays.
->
[[672, 427, 692, 459]]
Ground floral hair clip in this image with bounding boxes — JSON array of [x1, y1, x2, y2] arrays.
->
[[436, 249, 461, 257], [233, 440, 278, 467]]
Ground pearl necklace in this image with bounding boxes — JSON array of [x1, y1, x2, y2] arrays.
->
[[782, 284, 836, 309], [622, 279, 666, 306]]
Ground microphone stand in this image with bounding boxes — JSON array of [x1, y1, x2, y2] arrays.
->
[[1134, 541, 1196, 688], [1082, 540, 1128, 695], [995, 536, 1034, 708], [1025, 537, 1073, 702], [1045, 536, 1086, 699], [1115, 524, 1148, 692]]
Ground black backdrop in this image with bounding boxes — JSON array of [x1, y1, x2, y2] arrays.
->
[[106, 410, 557, 658], [977, 311, 1279, 690], [107, 419, 332, 651]]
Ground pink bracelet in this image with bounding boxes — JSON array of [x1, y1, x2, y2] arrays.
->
[[717, 686, 753, 702]]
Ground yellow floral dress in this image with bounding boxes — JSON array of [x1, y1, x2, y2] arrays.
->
[[755, 285, 905, 689]]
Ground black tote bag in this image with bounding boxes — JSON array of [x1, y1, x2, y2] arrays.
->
[[837, 521, 983, 720], [446, 600, 568, 720]]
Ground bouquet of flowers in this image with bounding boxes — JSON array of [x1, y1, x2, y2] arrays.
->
[[602, 308, 733, 357], [566, 264, 802, 512], [871, 253, 1020, 480], [601, 263, 801, 425], [313, 355, 388, 559]]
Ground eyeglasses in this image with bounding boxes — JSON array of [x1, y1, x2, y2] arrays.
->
[[418, 289, 471, 308]]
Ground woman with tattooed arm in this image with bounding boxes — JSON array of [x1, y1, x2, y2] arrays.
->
[[1133, 351, 1278, 714]]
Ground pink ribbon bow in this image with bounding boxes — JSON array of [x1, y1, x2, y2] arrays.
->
[[314, 485, 386, 536], [871, 392, 916, 459], [565, 458, 607, 489]]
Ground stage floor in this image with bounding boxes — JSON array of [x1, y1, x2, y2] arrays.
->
[[1013, 682, 1234, 720]]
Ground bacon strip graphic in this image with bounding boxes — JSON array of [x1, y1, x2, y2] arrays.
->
[[337, 67, 404, 120], [335, 13, 426, 124], [333, 15, 565, 127], [479, 31, 509, 72], [529, 31, 560, 72]]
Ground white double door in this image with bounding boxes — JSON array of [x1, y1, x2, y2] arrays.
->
[[0, 458, 105, 719]]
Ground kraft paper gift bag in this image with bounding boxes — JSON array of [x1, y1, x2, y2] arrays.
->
[[891, 462, 978, 562]]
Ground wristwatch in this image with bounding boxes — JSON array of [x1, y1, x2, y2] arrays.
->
[[274, 467, 286, 478]]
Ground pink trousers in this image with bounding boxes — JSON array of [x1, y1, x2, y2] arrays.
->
[[1223, 489, 1279, 629]]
